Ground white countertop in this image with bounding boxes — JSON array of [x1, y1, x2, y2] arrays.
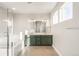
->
[[29, 33, 53, 35]]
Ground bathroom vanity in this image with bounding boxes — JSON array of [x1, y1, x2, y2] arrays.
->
[[25, 33, 53, 46]]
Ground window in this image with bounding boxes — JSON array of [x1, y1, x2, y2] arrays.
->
[[59, 8, 63, 22], [52, 2, 73, 24], [53, 11, 59, 24], [59, 2, 73, 22]]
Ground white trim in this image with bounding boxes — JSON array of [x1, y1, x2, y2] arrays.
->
[[53, 45, 62, 56]]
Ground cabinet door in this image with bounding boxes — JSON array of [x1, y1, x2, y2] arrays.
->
[[35, 35, 40, 46], [47, 35, 53, 45], [41, 35, 52, 46], [30, 35, 36, 46]]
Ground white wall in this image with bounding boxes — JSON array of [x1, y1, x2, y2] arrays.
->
[[50, 2, 79, 56], [13, 14, 50, 34]]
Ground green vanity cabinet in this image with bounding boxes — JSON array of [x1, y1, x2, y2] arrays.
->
[[30, 35, 53, 46]]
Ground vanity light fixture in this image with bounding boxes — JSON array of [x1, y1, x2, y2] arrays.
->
[[27, 2, 32, 4], [12, 8, 16, 10]]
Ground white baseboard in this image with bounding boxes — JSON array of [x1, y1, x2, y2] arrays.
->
[[53, 45, 62, 56]]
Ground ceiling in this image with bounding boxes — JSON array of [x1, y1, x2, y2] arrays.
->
[[0, 2, 57, 14]]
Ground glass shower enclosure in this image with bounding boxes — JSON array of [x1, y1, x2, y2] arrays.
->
[[0, 7, 13, 56]]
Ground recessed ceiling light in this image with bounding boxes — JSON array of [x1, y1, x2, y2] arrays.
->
[[27, 2, 32, 4], [12, 8, 16, 10]]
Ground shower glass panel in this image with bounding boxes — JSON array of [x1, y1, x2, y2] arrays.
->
[[0, 8, 8, 56], [0, 8, 13, 56], [0, 20, 8, 56]]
